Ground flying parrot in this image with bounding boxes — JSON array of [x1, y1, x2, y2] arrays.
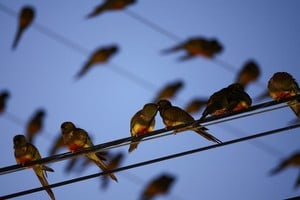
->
[[60, 121, 118, 182], [48, 134, 65, 155], [13, 134, 55, 200], [236, 60, 260, 88], [0, 90, 10, 114], [152, 80, 184, 102], [129, 103, 159, 152], [157, 99, 222, 143], [185, 98, 207, 114], [26, 109, 46, 143]]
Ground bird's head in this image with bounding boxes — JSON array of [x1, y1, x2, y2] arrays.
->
[[61, 121, 76, 135], [13, 134, 27, 148]]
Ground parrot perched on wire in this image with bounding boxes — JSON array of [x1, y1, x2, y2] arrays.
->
[[162, 37, 223, 60], [157, 99, 222, 143], [86, 0, 136, 18], [140, 173, 175, 200], [270, 151, 300, 188], [13, 134, 56, 200], [201, 83, 252, 119], [236, 60, 260, 88], [129, 103, 159, 152], [12, 6, 35, 49], [0, 90, 10, 114], [76, 45, 118, 79], [152, 80, 183, 103], [26, 109, 46, 143], [185, 98, 207, 114], [60, 121, 118, 182], [268, 72, 300, 119]]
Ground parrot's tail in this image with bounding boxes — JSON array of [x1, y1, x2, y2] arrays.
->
[[269, 161, 288, 175], [128, 137, 141, 153], [34, 167, 56, 200], [194, 126, 222, 144], [288, 99, 300, 120], [295, 170, 300, 189], [12, 28, 24, 50]]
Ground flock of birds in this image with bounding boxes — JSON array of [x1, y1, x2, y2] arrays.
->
[[1, 0, 300, 199]]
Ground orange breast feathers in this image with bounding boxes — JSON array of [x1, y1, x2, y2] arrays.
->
[[270, 91, 296, 100], [16, 154, 34, 166], [131, 124, 153, 136], [67, 140, 86, 152]]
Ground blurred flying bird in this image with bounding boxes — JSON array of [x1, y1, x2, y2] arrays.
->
[[26, 109, 46, 143], [12, 6, 35, 49], [157, 99, 221, 143], [129, 103, 159, 152], [152, 80, 183, 102], [0, 90, 10, 114], [76, 45, 118, 79], [236, 60, 260, 88], [185, 98, 207, 114], [268, 72, 300, 119], [87, 0, 136, 18], [61, 121, 118, 182], [201, 83, 252, 119], [13, 134, 55, 200], [162, 37, 223, 60], [48, 134, 65, 155], [140, 173, 175, 200], [270, 151, 300, 188]]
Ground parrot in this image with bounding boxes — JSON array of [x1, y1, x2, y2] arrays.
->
[[140, 174, 175, 200], [201, 83, 252, 119], [268, 72, 300, 119], [48, 134, 65, 155], [12, 6, 35, 49], [152, 80, 184, 103], [26, 109, 46, 143], [270, 151, 300, 188], [86, 0, 136, 18], [157, 99, 222, 144], [236, 60, 260, 88], [129, 103, 159, 152], [162, 37, 223, 60], [13, 134, 55, 200], [60, 121, 118, 182], [185, 98, 207, 114], [0, 90, 10, 114], [76, 45, 118, 79]]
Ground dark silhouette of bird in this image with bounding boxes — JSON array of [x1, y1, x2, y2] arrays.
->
[[86, 0, 136, 18], [76, 45, 118, 79], [185, 98, 207, 114], [268, 72, 300, 119], [140, 173, 175, 200], [157, 99, 221, 143], [201, 83, 252, 119], [162, 37, 223, 60], [270, 151, 300, 188], [61, 121, 118, 182], [26, 109, 46, 143], [48, 134, 65, 155], [101, 153, 124, 189], [12, 6, 35, 49], [129, 103, 159, 152], [236, 60, 260, 88], [13, 135, 55, 200], [152, 80, 184, 102], [0, 90, 10, 114]]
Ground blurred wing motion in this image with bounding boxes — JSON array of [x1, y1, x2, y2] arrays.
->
[[185, 98, 207, 114], [0, 90, 10, 114], [48, 134, 65, 155], [236, 60, 260, 88], [129, 103, 159, 152], [101, 153, 124, 189], [61, 121, 118, 182], [157, 99, 222, 144], [12, 6, 35, 49], [87, 0, 136, 18], [140, 174, 175, 200], [13, 135, 55, 200], [162, 37, 223, 61], [201, 83, 252, 119], [152, 80, 183, 102], [268, 72, 300, 119], [26, 109, 46, 143], [76, 45, 118, 79]]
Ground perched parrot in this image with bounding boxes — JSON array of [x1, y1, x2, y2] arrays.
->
[[185, 98, 207, 114], [201, 83, 252, 119], [12, 6, 35, 49], [60, 121, 118, 182], [13, 135, 55, 200], [153, 80, 184, 103], [140, 174, 175, 200], [76, 45, 118, 79], [129, 103, 159, 152], [157, 99, 222, 143], [236, 60, 260, 88], [48, 134, 65, 155], [162, 37, 223, 60], [270, 151, 300, 188], [268, 72, 300, 119], [26, 109, 46, 143], [86, 0, 136, 18], [101, 153, 124, 189], [0, 90, 10, 114]]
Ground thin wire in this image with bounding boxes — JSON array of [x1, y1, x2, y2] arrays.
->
[[1, 123, 299, 199]]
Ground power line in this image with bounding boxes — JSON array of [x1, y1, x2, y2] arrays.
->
[[1, 123, 299, 199]]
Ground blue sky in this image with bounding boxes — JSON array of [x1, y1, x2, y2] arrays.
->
[[0, 0, 300, 199]]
